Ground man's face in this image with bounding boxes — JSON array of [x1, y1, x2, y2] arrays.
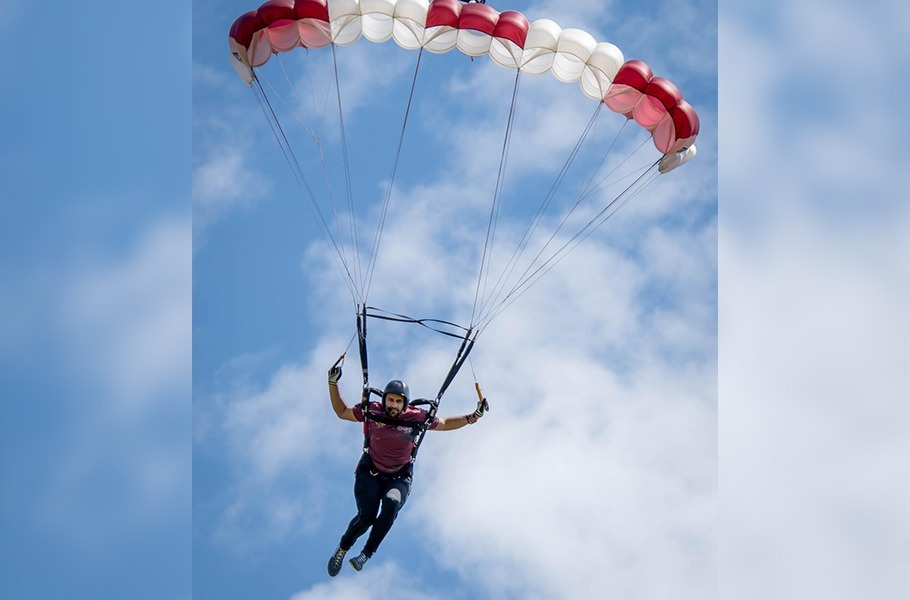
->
[[385, 393, 405, 417]]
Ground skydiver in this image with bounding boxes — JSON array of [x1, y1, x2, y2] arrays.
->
[[326, 364, 489, 576]]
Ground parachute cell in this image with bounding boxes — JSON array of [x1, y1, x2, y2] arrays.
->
[[488, 11, 530, 68]]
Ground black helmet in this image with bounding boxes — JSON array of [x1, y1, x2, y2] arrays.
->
[[382, 379, 410, 414]]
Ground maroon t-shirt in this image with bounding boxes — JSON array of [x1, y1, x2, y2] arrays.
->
[[352, 402, 439, 474]]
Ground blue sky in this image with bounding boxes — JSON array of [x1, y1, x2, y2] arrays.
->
[[3, 1, 909, 600], [193, 1, 716, 599]]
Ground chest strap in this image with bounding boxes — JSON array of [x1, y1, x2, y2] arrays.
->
[[362, 411, 425, 431]]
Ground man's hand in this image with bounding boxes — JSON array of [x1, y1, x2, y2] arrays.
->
[[328, 365, 342, 386], [466, 397, 489, 424]]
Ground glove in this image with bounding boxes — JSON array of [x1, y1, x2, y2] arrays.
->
[[328, 365, 342, 386], [466, 397, 489, 424]]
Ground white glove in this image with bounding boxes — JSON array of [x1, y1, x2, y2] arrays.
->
[[328, 365, 342, 386], [466, 398, 489, 424]]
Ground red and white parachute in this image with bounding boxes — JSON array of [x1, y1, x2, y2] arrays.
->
[[226, 0, 702, 350], [229, 0, 698, 170]]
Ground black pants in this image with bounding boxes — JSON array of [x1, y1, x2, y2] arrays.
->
[[339, 456, 412, 557]]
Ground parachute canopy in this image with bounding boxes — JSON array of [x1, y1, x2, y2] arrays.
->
[[229, 0, 699, 158], [225, 0, 704, 352]]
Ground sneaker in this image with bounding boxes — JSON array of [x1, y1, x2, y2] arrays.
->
[[327, 546, 347, 577], [349, 551, 370, 572]]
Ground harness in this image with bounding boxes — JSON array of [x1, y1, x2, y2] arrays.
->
[[355, 304, 476, 465]]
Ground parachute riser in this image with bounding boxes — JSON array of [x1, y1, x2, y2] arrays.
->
[[357, 305, 370, 408], [434, 329, 476, 403], [410, 328, 477, 462], [352, 306, 478, 463]]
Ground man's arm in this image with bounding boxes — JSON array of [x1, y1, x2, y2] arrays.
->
[[434, 397, 489, 431], [328, 365, 358, 422], [434, 414, 474, 431]]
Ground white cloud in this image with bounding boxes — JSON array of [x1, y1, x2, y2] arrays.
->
[[223, 361, 344, 481], [193, 146, 271, 229], [37, 214, 191, 553], [192, 59, 276, 238], [290, 562, 441, 600], [720, 1, 910, 598], [720, 211, 910, 600], [61, 215, 191, 416]]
